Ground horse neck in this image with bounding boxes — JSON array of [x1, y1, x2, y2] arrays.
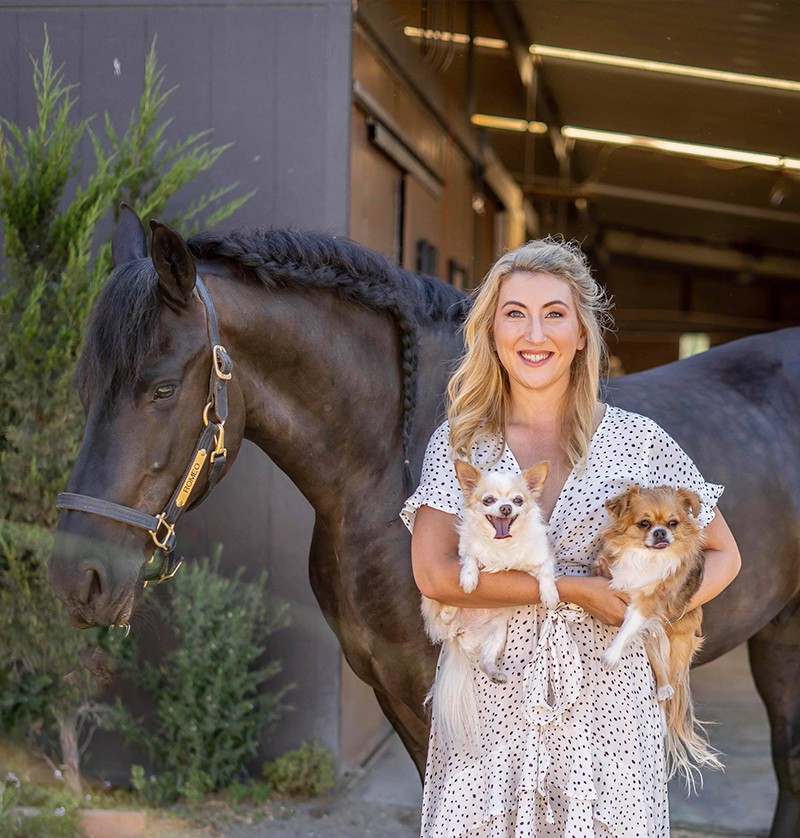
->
[[208, 269, 415, 519]]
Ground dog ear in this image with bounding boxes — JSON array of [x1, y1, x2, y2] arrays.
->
[[605, 484, 639, 519], [676, 487, 702, 518], [522, 461, 549, 496], [150, 219, 197, 306], [454, 460, 482, 497]]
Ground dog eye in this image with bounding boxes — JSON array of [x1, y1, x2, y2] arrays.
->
[[153, 383, 177, 401], [482, 496, 496, 506], [513, 497, 524, 506], [668, 519, 679, 528], [637, 520, 650, 529]]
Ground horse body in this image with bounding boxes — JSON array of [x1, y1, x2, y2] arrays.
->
[[48, 213, 800, 836]]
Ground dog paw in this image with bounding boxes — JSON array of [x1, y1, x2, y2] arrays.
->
[[657, 684, 675, 702], [460, 568, 479, 594], [541, 590, 560, 610], [439, 606, 457, 625], [600, 650, 620, 671], [486, 669, 508, 684]]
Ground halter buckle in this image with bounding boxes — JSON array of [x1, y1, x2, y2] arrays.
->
[[148, 513, 176, 551], [213, 345, 232, 380]]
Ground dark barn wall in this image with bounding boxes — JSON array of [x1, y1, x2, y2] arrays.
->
[[0, 0, 352, 779]]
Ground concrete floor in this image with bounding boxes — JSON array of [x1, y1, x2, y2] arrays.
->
[[348, 642, 777, 837]]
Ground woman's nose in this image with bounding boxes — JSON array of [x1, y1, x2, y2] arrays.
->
[[525, 316, 547, 343]]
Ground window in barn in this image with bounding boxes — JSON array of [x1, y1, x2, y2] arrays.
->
[[679, 333, 711, 358]]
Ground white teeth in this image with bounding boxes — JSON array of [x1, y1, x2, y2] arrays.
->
[[520, 352, 551, 362]]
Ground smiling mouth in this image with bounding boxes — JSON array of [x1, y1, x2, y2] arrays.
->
[[487, 515, 517, 539], [518, 351, 553, 366]]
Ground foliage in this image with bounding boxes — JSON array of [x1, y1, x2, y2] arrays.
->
[[0, 27, 252, 792], [222, 778, 274, 806], [113, 549, 292, 803], [0, 518, 133, 795], [262, 739, 336, 798], [0, 772, 83, 838]]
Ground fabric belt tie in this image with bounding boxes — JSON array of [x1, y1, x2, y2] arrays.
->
[[522, 601, 587, 824]]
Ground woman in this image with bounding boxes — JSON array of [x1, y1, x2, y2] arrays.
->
[[400, 239, 741, 838]]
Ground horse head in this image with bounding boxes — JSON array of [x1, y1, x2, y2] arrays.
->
[[48, 205, 245, 629]]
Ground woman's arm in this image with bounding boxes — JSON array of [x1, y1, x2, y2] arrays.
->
[[412, 504, 632, 619], [587, 506, 741, 625], [684, 507, 741, 611], [412, 504, 545, 608]]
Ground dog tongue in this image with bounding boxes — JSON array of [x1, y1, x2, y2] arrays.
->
[[493, 517, 512, 539]]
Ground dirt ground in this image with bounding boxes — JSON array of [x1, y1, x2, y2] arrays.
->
[[141, 790, 763, 838]]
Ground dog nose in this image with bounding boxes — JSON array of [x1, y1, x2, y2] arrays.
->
[[499, 504, 512, 516], [652, 528, 667, 540]]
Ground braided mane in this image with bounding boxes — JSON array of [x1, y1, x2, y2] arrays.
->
[[76, 228, 468, 492], [188, 230, 468, 492]]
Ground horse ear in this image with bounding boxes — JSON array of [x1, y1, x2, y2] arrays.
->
[[150, 219, 197, 306], [111, 203, 147, 267], [522, 461, 549, 496], [454, 460, 482, 498]]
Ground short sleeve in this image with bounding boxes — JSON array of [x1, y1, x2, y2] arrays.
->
[[400, 421, 463, 534], [645, 420, 725, 530]]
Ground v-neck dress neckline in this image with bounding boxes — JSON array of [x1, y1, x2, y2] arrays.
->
[[500, 403, 612, 530]]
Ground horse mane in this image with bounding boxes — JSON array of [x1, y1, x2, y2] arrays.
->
[[76, 229, 469, 489]]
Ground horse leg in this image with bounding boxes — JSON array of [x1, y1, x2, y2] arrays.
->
[[748, 596, 800, 838], [373, 688, 429, 781]]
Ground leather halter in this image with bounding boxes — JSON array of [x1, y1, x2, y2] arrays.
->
[[56, 276, 233, 586]]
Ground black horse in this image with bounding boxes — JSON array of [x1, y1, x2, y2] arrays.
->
[[49, 208, 800, 837]]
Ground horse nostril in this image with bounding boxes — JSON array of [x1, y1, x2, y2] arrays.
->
[[499, 504, 513, 517], [77, 559, 108, 605]]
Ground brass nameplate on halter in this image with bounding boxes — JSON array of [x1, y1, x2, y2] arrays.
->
[[176, 449, 208, 507]]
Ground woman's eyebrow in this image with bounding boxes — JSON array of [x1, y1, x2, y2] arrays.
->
[[501, 299, 570, 309]]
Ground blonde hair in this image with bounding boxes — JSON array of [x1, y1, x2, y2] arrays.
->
[[447, 237, 614, 472]]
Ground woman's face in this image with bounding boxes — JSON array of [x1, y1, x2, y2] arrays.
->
[[492, 271, 586, 398]]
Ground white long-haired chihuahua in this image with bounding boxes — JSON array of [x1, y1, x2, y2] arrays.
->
[[421, 459, 559, 748]]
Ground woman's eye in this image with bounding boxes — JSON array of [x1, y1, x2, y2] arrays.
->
[[482, 496, 496, 506], [637, 520, 651, 529], [153, 384, 177, 401], [546, 311, 564, 318], [507, 310, 524, 318], [513, 497, 524, 506]]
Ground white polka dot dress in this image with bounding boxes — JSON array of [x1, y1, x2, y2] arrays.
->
[[400, 404, 725, 838]]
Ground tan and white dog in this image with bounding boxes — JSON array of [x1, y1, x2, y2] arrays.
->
[[596, 484, 723, 788], [421, 460, 559, 748]]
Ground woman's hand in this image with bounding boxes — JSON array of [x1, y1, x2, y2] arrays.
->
[[557, 574, 630, 627]]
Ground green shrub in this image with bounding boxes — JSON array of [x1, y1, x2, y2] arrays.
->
[[0, 26, 252, 795], [0, 773, 82, 838], [262, 739, 336, 798], [113, 549, 292, 803], [222, 778, 273, 806]]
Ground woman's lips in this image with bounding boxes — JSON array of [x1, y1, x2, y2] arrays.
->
[[518, 350, 553, 367]]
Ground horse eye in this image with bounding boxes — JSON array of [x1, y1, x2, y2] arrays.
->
[[513, 497, 524, 506], [637, 520, 651, 529], [153, 383, 177, 401], [482, 496, 496, 506]]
